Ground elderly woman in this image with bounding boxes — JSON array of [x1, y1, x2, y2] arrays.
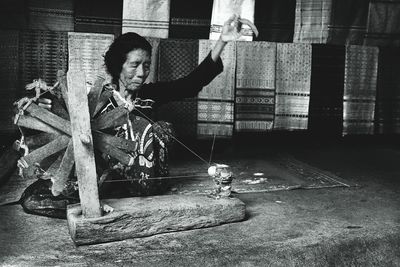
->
[[17, 15, 256, 218], [99, 14, 255, 196]]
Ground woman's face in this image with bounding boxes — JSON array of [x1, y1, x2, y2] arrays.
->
[[120, 48, 151, 92]]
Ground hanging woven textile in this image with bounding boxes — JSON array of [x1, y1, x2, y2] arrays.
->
[[0, 30, 19, 133], [308, 44, 345, 136], [20, 30, 68, 88], [209, 0, 255, 41], [122, 0, 171, 38], [169, 0, 213, 39], [374, 48, 400, 134], [274, 43, 312, 130], [293, 0, 332, 44], [253, 0, 296, 42], [197, 40, 236, 138], [327, 0, 369, 45], [343, 45, 379, 135], [364, 1, 400, 47], [27, 0, 74, 32], [235, 41, 276, 132], [157, 39, 199, 138], [68, 32, 114, 90], [74, 0, 122, 37]]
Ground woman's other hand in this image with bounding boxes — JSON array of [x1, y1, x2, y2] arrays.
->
[[37, 97, 52, 110]]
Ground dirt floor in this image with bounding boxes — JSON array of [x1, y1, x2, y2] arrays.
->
[[1, 135, 400, 266]]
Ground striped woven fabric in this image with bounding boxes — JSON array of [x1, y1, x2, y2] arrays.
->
[[157, 39, 199, 138], [293, 0, 332, 44], [308, 44, 345, 136], [375, 48, 400, 134], [20, 30, 68, 88], [197, 40, 236, 138], [364, 1, 400, 47], [235, 41, 276, 132], [0, 0, 27, 30], [274, 43, 312, 130], [74, 0, 122, 37], [122, 0, 170, 38], [0, 30, 19, 133], [144, 37, 161, 84], [27, 0, 74, 32], [68, 32, 114, 90], [343, 45, 379, 135], [327, 0, 369, 45], [169, 0, 212, 39], [254, 0, 296, 42], [209, 0, 255, 41]]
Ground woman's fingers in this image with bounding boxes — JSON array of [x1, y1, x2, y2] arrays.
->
[[224, 14, 238, 26], [238, 18, 259, 37], [38, 103, 52, 110], [37, 98, 52, 110]]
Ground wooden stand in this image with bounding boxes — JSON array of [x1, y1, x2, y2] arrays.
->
[[68, 195, 245, 245], [63, 70, 246, 245]]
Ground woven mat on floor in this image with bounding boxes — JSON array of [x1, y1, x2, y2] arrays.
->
[[167, 154, 352, 195]]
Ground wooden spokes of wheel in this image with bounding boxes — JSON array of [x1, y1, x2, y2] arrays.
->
[[15, 70, 137, 203]]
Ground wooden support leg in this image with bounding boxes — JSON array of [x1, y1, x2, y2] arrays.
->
[[67, 70, 101, 218]]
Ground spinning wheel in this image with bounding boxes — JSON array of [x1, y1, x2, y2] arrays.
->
[[14, 69, 245, 245], [15, 70, 137, 201]]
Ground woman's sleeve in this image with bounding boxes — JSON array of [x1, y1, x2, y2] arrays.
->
[[143, 52, 223, 105]]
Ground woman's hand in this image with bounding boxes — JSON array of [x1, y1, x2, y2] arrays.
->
[[13, 96, 52, 111], [220, 14, 259, 43], [211, 14, 259, 62], [37, 97, 52, 110]]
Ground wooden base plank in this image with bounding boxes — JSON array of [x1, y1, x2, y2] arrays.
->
[[67, 195, 246, 246]]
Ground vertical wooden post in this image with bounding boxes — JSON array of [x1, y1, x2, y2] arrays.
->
[[67, 70, 102, 218]]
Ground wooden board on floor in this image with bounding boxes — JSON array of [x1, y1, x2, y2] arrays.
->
[[67, 195, 246, 245]]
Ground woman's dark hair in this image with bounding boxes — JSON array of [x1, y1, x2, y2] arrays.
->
[[104, 32, 152, 83]]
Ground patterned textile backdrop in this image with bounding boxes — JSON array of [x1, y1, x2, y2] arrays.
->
[[168, 0, 213, 39], [210, 0, 255, 41], [68, 32, 114, 90], [254, 0, 296, 42], [343, 45, 379, 135], [327, 0, 369, 45], [74, 0, 122, 37], [0, 30, 19, 133], [197, 40, 236, 138], [375, 47, 400, 134], [27, 0, 74, 32], [308, 44, 345, 136], [274, 43, 312, 130], [19, 30, 68, 88], [157, 39, 199, 137], [364, 1, 400, 47], [235, 41, 276, 132], [122, 0, 171, 38], [293, 0, 332, 44]]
